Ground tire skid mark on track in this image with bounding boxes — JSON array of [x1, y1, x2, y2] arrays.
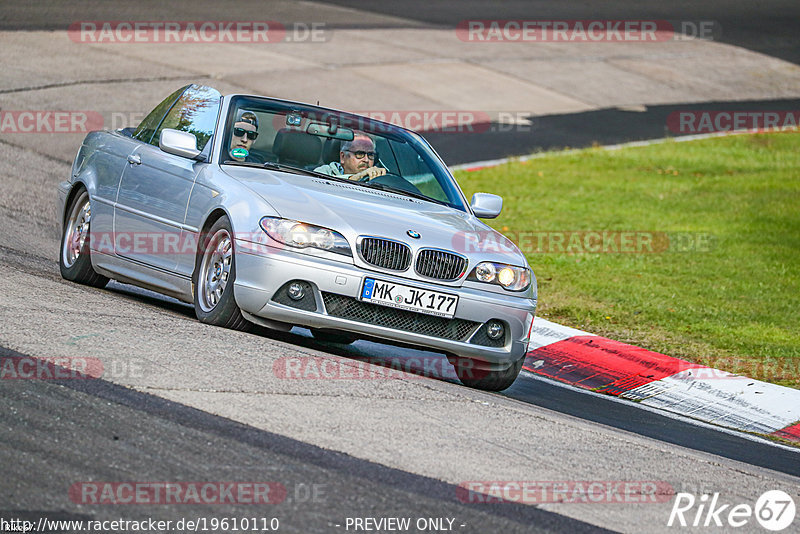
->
[[0, 75, 197, 95], [0, 136, 74, 166]]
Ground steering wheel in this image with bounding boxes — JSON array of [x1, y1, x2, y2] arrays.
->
[[357, 168, 397, 183], [357, 157, 400, 181], [361, 172, 424, 196]]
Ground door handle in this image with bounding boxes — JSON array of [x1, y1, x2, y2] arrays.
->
[[127, 154, 142, 165]]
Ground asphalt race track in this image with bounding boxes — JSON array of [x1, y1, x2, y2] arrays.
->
[[1, 2, 799, 533], [0, 346, 607, 534], [330, 0, 800, 163]]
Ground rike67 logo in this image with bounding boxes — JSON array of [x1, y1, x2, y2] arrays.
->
[[668, 490, 796, 531]]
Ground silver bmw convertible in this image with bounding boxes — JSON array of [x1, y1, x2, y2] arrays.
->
[[58, 84, 537, 391]]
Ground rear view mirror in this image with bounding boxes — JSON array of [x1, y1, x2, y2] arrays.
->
[[306, 122, 354, 141], [159, 129, 201, 159]]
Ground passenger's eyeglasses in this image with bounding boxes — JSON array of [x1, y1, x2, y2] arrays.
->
[[346, 150, 376, 160], [233, 127, 258, 140]]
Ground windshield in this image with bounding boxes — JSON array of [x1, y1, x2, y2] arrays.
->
[[220, 96, 467, 211]]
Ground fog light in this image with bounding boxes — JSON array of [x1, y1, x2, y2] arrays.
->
[[486, 321, 504, 340], [288, 282, 305, 300]]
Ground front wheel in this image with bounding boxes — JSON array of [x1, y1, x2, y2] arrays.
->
[[193, 216, 251, 331], [450, 356, 524, 391], [59, 188, 109, 288]]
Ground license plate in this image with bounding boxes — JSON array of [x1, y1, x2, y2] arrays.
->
[[360, 278, 458, 319]]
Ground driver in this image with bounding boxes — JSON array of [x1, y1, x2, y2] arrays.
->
[[314, 132, 387, 181], [228, 110, 263, 163]]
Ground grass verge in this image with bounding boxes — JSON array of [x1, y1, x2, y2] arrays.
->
[[454, 132, 800, 388]]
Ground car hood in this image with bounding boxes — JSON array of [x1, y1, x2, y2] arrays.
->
[[221, 166, 527, 264]]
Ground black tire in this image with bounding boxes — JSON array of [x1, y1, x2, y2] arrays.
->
[[310, 328, 358, 345], [59, 188, 109, 288], [451, 355, 524, 391], [193, 216, 251, 331]]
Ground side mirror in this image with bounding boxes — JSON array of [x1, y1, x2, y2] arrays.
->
[[159, 129, 201, 159], [470, 193, 503, 219]]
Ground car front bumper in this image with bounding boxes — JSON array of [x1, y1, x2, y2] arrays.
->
[[233, 241, 537, 370]]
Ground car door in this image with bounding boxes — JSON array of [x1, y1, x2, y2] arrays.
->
[[87, 132, 141, 249], [114, 85, 220, 272], [85, 86, 187, 254]]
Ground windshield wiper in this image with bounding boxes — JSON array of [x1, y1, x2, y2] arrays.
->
[[262, 161, 321, 176], [223, 160, 315, 175], [365, 181, 449, 206], [262, 162, 369, 185], [224, 160, 346, 180], [221, 160, 264, 168]]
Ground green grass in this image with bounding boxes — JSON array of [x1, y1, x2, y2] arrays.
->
[[454, 132, 800, 387]]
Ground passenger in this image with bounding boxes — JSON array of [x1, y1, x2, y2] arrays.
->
[[314, 132, 387, 181], [228, 110, 263, 163]]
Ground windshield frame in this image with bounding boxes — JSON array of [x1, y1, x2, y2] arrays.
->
[[213, 95, 470, 212]]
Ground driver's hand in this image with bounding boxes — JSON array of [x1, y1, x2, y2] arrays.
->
[[352, 166, 387, 182]]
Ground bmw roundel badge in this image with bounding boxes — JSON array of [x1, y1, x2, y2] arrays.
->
[[407, 230, 421, 239]]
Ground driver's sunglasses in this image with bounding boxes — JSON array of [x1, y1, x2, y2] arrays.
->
[[233, 127, 258, 140], [346, 150, 376, 160]]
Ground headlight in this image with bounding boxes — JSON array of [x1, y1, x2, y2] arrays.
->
[[260, 217, 352, 256], [467, 261, 531, 291], [475, 262, 496, 282]]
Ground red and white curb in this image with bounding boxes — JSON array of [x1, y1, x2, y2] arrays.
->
[[453, 134, 799, 443], [523, 318, 800, 444]]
